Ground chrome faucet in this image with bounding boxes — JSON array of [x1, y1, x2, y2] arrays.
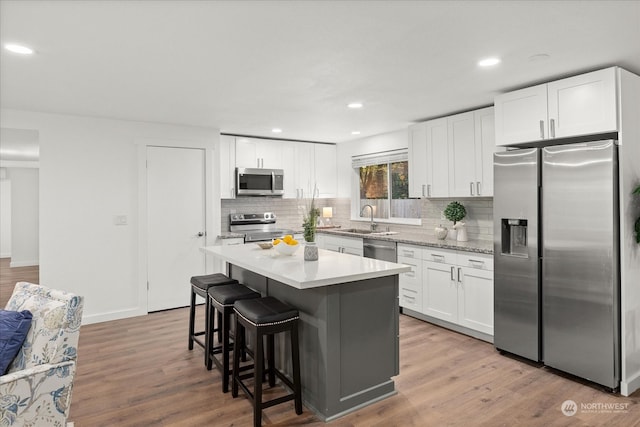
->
[[360, 204, 377, 231]]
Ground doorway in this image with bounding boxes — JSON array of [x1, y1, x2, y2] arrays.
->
[[146, 146, 207, 312]]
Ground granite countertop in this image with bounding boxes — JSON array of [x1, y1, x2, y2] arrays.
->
[[201, 244, 410, 289], [317, 229, 493, 255]]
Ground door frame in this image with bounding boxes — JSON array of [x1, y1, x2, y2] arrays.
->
[[136, 137, 217, 314]]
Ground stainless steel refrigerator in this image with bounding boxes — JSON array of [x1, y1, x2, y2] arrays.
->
[[494, 140, 620, 389]]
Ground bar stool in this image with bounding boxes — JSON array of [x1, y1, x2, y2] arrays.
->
[[207, 284, 261, 392], [188, 273, 238, 366], [232, 296, 302, 427]]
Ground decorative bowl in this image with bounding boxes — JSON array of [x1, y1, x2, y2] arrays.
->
[[274, 241, 300, 256], [257, 242, 273, 250]]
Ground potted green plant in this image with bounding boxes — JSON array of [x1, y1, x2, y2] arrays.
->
[[444, 201, 467, 241], [302, 186, 320, 260], [634, 185, 640, 244]]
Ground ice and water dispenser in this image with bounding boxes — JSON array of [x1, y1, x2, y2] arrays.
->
[[501, 219, 528, 257]]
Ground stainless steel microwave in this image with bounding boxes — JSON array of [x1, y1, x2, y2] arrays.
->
[[236, 168, 284, 196]]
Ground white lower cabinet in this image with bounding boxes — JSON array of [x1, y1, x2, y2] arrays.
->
[[316, 234, 363, 257], [398, 244, 494, 337]]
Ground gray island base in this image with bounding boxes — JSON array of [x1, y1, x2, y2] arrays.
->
[[202, 245, 408, 421]]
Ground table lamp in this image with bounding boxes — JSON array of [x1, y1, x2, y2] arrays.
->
[[322, 207, 333, 226]]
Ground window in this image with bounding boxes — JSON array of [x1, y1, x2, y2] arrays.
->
[[352, 150, 421, 223]]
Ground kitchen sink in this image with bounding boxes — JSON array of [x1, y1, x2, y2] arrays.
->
[[341, 228, 373, 234], [341, 228, 399, 236]]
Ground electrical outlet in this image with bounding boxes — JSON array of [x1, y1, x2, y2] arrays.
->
[[113, 215, 128, 226]]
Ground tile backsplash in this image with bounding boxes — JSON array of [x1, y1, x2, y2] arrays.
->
[[221, 197, 493, 241]]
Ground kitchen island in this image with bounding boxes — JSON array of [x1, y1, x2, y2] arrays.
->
[[201, 244, 410, 421]]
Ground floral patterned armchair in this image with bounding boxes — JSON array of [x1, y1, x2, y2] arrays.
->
[[1, 282, 84, 426]]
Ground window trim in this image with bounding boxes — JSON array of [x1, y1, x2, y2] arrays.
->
[[350, 150, 422, 226]]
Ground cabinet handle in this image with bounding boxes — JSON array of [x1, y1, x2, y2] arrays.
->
[[470, 182, 474, 196], [457, 267, 462, 283], [550, 118, 556, 138], [422, 184, 426, 197], [402, 250, 415, 257], [469, 259, 485, 269], [402, 294, 416, 301], [450, 266, 455, 281], [432, 254, 445, 262], [427, 184, 432, 197], [539, 120, 545, 139], [476, 182, 481, 196]]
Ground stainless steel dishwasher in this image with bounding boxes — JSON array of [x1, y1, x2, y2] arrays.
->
[[363, 238, 397, 262]]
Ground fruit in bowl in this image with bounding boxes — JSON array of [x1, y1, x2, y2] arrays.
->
[[273, 235, 300, 256]]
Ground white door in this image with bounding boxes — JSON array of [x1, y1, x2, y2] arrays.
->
[[408, 122, 427, 198], [494, 83, 548, 146], [422, 260, 457, 323], [425, 118, 449, 197], [147, 146, 206, 311]]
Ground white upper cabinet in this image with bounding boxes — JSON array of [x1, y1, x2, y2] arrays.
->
[[426, 118, 450, 197], [235, 137, 284, 169], [474, 107, 497, 197], [447, 111, 476, 197], [408, 123, 427, 198], [291, 142, 314, 199], [408, 107, 496, 198], [495, 67, 617, 146], [314, 144, 337, 198], [219, 135, 236, 199]]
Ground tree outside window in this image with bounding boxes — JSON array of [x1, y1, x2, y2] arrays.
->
[[358, 161, 420, 220]]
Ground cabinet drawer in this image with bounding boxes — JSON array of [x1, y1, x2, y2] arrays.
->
[[423, 248, 456, 264], [397, 244, 423, 259], [399, 285, 422, 311], [457, 253, 493, 271], [397, 256, 422, 287]]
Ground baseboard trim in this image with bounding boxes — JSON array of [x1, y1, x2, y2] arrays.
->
[[9, 259, 39, 268], [82, 307, 148, 325], [621, 371, 640, 396]]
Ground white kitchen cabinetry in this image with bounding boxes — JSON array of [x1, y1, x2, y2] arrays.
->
[[219, 135, 236, 199], [235, 137, 284, 169], [314, 144, 337, 198], [317, 235, 363, 256], [422, 249, 458, 323], [455, 253, 494, 335], [398, 244, 494, 337], [494, 67, 617, 146], [291, 143, 314, 198], [397, 244, 423, 312], [448, 108, 497, 197], [409, 108, 496, 198], [408, 118, 449, 198]]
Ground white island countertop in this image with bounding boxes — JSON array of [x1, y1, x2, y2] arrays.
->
[[202, 244, 411, 290]]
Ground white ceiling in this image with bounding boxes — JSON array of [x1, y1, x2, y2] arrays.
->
[[1, 0, 639, 143]]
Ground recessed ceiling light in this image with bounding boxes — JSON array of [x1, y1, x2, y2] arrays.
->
[[271, 128, 282, 133], [478, 57, 501, 67], [4, 43, 34, 55], [351, 131, 361, 135], [347, 102, 363, 109]]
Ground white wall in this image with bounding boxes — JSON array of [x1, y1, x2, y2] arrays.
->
[[0, 109, 220, 324], [7, 168, 39, 266], [0, 178, 11, 257], [336, 129, 408, 198]]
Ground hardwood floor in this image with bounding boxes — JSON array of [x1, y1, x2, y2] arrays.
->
[[2, 261, 639, 426], [0, 257, 39, 307]]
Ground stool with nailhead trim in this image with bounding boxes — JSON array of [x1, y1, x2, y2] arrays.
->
[[232, 296, 302, 427], [188, 273, 238, 366], [207, 283, 262, 391]]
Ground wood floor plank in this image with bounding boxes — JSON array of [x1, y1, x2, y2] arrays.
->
[[3, 262, 639, 426]]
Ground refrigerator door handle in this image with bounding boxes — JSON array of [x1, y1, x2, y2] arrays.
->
[[539, 120, 545, 139]]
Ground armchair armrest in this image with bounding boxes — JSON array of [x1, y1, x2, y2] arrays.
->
[[1, 360, 77, 426]]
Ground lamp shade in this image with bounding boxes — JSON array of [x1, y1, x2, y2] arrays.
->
[[322, 207, 333, 218]]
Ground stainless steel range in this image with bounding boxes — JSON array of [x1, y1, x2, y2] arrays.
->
[[229, 212, 295, 243]]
